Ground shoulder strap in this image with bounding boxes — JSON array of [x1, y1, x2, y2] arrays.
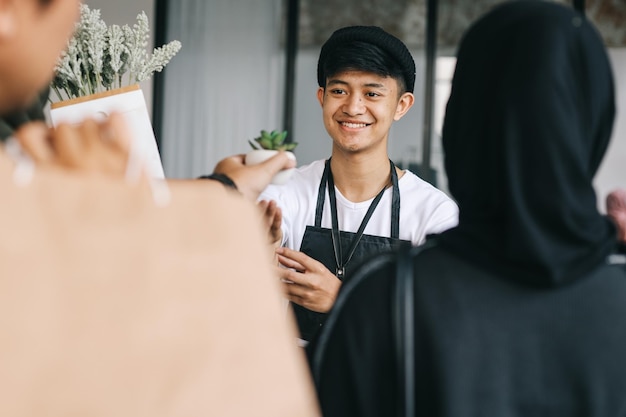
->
[[394, 246, 414, 417], [393, 240, 437, 417], [311, 240, 436, 416]]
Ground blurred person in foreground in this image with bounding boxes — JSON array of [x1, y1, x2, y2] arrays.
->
[[308, 1, 626, 416], [0, 2, 316, 416]]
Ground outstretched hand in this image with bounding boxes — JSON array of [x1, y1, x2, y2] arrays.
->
[[213, 152, 296, 201], [13, 115, 297, 202]]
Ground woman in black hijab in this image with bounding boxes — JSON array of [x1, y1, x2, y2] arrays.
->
[[307, 1, 626, 416]]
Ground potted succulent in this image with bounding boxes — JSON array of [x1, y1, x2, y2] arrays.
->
[[245, 130, 297, 185]]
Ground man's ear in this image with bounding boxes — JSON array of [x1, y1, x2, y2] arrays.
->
[[316, 86, 325, 108], [394, 92, 415, 121], [0, 0, 17, 40]]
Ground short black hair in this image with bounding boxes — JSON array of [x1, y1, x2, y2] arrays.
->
[[317, 26, 416, 94]]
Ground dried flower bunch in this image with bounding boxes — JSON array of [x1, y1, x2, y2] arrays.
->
[[249, 130, 298, 151], [51, 4, 182, 101]]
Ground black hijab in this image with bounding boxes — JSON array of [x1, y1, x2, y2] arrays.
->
[[438, 0, 617, 287]]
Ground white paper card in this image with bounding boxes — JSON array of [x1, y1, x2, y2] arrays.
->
[[49, 86, 165, 179]]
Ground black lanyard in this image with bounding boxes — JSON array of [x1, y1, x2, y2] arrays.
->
[[316, 158, 400, 278]]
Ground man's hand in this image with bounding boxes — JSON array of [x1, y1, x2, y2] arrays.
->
[[213, 152, 296, 201], [275, 247, 341, 313], [14, 113, 131, 176]]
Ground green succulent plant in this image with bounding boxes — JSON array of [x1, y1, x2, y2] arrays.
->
[[248, 129, 297, 151]]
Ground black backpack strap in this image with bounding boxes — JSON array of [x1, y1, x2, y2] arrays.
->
[[393, 240, 437, 417], [394, 246, 415, 417], [311, 240, 436, 416]]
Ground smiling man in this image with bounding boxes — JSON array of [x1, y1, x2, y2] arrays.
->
[[260, 26, 459, 344]]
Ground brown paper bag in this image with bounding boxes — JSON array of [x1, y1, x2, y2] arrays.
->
[[0, 152, 320, 417]]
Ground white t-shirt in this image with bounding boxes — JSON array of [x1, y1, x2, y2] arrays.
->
[[259, 159, 459, 251]]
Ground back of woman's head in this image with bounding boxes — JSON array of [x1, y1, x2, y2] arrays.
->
[[439, 0, 617, 286]]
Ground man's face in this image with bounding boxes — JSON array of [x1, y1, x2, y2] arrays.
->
[[317, 70, 414, 156], [0, 0, 80, 113]]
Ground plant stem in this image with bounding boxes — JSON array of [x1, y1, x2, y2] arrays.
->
[[52, 87, 65, 102]]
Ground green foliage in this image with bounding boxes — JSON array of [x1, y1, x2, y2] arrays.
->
[[248, 130, 297, 151]]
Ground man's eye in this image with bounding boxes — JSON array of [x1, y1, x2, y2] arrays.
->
[[366, 92, 380, 97], [330, 89, 346, 95]]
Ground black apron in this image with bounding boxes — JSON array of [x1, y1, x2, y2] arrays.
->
[[294, 158, 411, 341]]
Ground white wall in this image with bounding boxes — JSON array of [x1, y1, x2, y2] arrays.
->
[[158, 0, 285, 178], [84, 0, 156, 117]]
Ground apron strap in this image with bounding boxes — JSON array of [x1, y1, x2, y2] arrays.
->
[[390, 160, 401, 240], [315, 158, 403, 277], [329, 175, 386, 278], [314, 160, 331, 228]]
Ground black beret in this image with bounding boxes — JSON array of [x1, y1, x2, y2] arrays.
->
[[317, 26, 416, 93]]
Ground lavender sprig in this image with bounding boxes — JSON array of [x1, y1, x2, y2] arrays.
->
[[51, 4, 181, 101], [136, 40, 182, 82]]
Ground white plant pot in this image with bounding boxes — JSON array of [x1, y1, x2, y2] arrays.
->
[[49, 85, 165, 179], [244, 149, 296, 185]]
